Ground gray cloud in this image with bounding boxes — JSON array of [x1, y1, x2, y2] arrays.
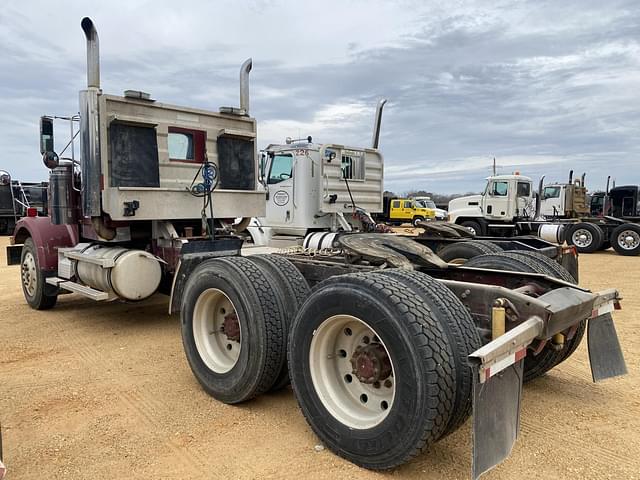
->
[[1, 0, 638, 195]]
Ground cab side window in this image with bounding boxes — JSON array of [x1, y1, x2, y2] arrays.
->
[[268, 154, 293, 184], [543, 186, 561, 199], [403, 201, 412, 208], [491, 181, 509, 196], [517, 182, 531, 197], [391, 200, 401, 208]]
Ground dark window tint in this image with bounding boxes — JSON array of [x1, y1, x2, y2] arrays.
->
[[517, 182, 531, 197]]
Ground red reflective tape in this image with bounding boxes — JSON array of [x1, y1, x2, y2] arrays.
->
[[515, 348, 526, 362], [485, 368, 491, 382]]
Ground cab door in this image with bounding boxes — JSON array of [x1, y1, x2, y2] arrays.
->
[[265, 153, 294, 227], [402, 200, 413, 221], [483, 180, 511, 219], [541, 186, 563, 217], [389, 199, 402, 221]]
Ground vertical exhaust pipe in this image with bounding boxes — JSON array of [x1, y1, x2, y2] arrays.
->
[[371, 98, 387, 149], [79, 17, 113, 238], [535, 175, 545, 219], [568, 170, 573, 184], [81, 17, 100, 89], [240, 58, 252, 115]]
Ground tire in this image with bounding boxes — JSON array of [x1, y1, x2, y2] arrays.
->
[[567, 223, 603, 253], [412, 216, 425, 227], [288, 272, 455, 470], [460, 220, 482, 236], [246, 254, 310, 391], [610, 223, 640, 256], [376, 269, 481, 436], [464, 252, 583, 382], [180, 256, 287, 404], [504, 250, 576, 283], [20, 237, 57, 310], [438, 240, 502, 264]]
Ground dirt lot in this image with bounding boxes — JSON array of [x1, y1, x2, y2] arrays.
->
[[1, 236, 639, 480]]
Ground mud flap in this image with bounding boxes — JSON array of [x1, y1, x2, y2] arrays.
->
[[468, 317, 542, 480], [588, 313, 627, 382], [472, 360, 524, 480]]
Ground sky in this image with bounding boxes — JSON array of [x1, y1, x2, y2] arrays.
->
[[1, 0, 638, 194]]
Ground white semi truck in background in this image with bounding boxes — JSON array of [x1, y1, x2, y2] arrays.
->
[[448, 171, 640, 255]]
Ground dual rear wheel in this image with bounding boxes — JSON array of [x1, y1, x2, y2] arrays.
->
[[181, 255, 479, 469]]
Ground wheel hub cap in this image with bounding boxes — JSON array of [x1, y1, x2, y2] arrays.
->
[[308, 315, 396, 429], [572, 229, 592, 247], [350, 344, 392, 384], [618, 230, 640, 250], [21, 252, 37, 296], [222, 313, 240, 342], [192, 288, 241, 374]]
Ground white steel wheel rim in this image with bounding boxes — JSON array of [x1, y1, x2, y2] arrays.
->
[[448, 257, 468, 265], [617, 230, 640, 250], [193, 288, 241, 374], [465, 225, 477, 235], [572, 228, 592, 248], [21, 252, 37, 297], [309, 315, 396, 429]]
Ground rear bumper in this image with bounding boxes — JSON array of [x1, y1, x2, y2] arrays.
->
[[467, 288, 625, 479]]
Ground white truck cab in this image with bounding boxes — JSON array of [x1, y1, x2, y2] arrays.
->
[[448, 174, 535, 235], [248, 100, 387, 245], [256, 141, 383, 237], [539, 173, 588, 219]]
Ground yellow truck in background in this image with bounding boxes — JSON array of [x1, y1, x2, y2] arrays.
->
[[378, 197, 436, 226]]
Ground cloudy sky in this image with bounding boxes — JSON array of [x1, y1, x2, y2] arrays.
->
[[1, 0, 638, 194]]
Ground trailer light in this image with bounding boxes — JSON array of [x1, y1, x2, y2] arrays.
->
[[27, 207, 38, 217]]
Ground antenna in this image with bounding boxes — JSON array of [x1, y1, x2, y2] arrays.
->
[[492, 157, 496, 176]]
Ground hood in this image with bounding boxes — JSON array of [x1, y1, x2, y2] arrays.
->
[[449, 194, 482, 211]]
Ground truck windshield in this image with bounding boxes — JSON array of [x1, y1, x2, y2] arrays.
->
[[268, 154, 293, 184]]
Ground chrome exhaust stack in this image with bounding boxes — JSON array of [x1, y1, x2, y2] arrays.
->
[[240, 58, 252, 115], [371, 98, 387, 149], [81, 17, 100, 89], [79, 17, 110, 235], [220, 58, 252, 116]]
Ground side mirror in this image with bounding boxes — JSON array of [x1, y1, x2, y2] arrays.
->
[[40, 116, 54, 154], [40, 116, 59, 169]]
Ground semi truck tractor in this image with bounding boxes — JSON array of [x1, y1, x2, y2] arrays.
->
[[448, 172, 640, 255], [7, 17, 628, 480]]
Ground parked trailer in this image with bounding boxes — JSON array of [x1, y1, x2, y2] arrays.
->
[[0, 171, 48, 235], [7, 17, 627, 480]]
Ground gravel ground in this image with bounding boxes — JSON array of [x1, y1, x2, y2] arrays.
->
[[1, 237, 638, 479]]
